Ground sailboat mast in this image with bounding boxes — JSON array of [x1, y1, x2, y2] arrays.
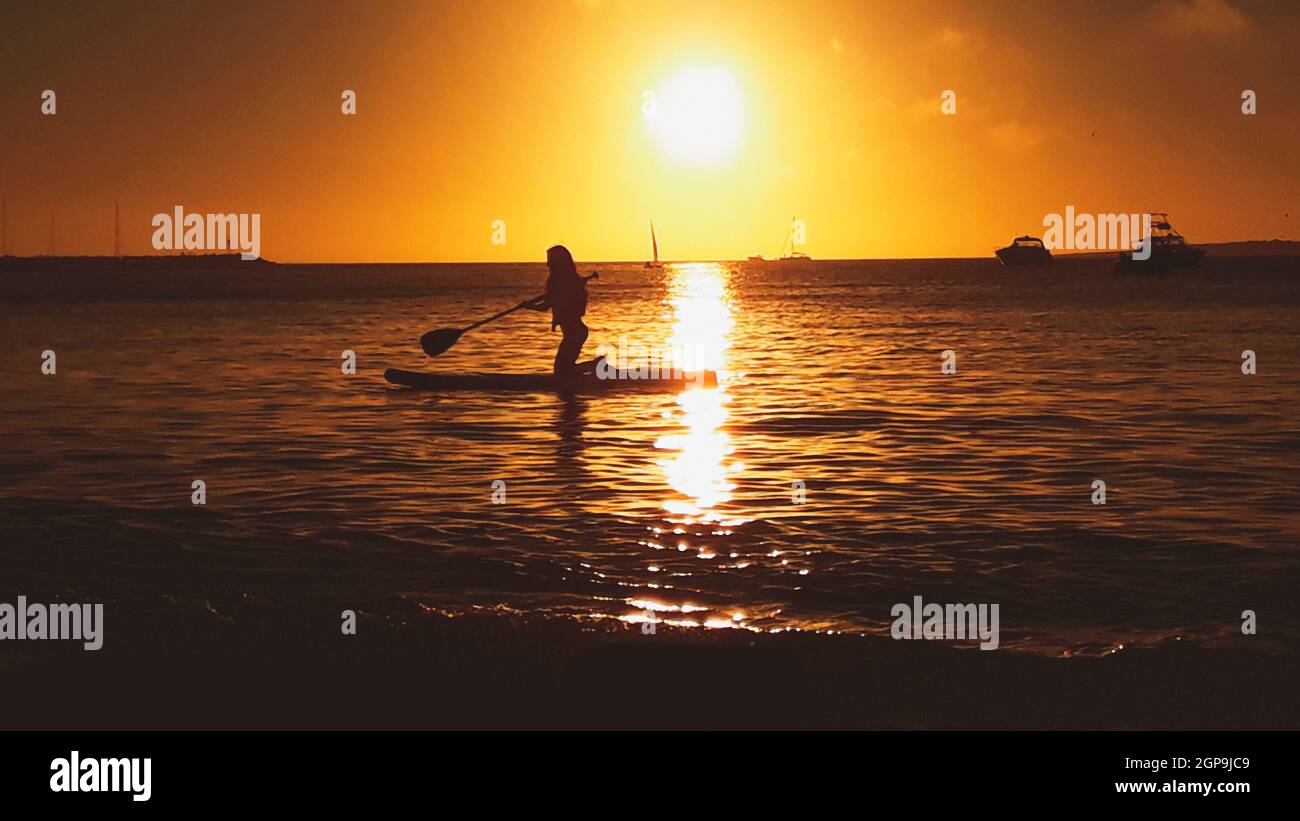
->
[[114, 199, 121, 257], [777, 217, 793, 259], [651, 220, 658, 264]]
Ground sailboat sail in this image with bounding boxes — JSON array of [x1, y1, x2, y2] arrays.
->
[[651, 220, 659, 264], [776, 216, 811, 262]]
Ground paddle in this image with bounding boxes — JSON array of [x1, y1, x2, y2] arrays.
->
[[420, 272, 598, 356], [420, 302, 531, 356]]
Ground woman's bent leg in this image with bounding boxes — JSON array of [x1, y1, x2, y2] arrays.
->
[[553, 319, 589, 375]]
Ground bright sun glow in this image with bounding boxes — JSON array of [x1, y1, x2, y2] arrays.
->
[[645, 66, 747, 167]]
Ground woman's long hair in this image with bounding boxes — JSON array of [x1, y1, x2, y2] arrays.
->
[[546, 244, 578, 287]]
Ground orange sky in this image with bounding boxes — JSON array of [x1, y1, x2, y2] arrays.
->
[[1, 0, 1297, 262]]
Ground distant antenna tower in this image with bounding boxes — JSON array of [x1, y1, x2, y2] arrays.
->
[[114, 199, 121, 257], [1, 198, 6, 257]]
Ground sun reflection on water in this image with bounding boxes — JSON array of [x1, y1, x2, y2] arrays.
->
[[653, 263, 745, 528], [614, 262, 761, 632]]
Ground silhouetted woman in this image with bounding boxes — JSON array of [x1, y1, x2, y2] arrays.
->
[[523, 245, 592, 376]]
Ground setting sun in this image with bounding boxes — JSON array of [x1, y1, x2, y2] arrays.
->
[[644, 66, 747, 167]]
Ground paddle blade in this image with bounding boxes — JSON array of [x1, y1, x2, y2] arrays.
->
[[420, 328, 462, 356]]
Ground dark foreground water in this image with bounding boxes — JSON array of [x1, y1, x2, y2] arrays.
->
[[2, 256, 1298, 659]]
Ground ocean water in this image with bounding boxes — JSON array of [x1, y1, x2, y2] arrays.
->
[[2, 258, 1298, 656]]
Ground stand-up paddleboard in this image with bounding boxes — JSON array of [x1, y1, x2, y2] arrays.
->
[[384, 368, 717, 393]]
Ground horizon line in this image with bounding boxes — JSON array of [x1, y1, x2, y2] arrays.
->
[[1, 238, 1296, 267]]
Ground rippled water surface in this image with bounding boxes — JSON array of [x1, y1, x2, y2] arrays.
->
[[3, 259, 1298, 655]]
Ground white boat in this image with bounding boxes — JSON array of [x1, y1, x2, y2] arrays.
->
[[1114, 213, 1205, 271], [995, 235, 1052, 266]]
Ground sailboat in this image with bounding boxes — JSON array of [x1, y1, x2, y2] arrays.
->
[[775, 217, 812, 262], [644, 220, 662, 268]]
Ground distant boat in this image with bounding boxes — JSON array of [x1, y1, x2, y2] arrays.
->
[[644, 220, 662, 268], [747, 254, 765, 262], [775, 217, 812, 262], [1114, 213, 1205, 271], [995, 235, 1052, 266]]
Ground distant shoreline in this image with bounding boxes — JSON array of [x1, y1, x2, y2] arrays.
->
[[2, 240, 1298, 269]]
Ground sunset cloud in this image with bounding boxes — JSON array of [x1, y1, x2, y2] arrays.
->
[[989, 120, 1047, 152], [1155, 0, 1252, 37], [929, 25, 981, 50]]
